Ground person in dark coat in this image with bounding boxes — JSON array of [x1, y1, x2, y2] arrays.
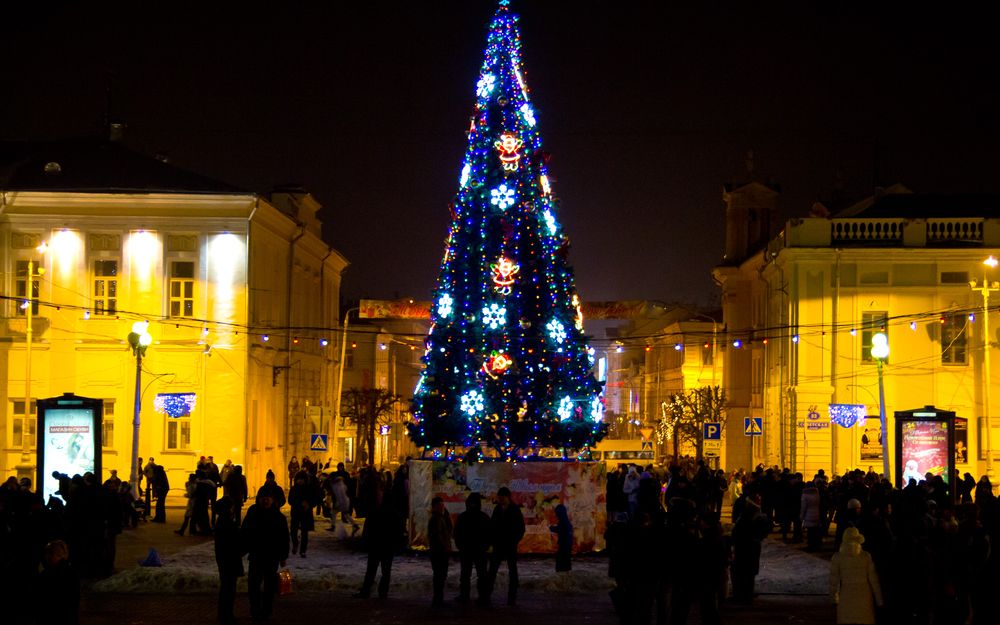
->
[[214, 496, 244, 625], [483, 486, 526, 606], [257, 470, 286, 509], [549, 503, 573, 572], [241, 491, 290, 622], [428, 496, 453, 607], [151, 464, 170, 523], [288, 471, 318, 557], [36, 540, 79, 625], [355, 489, 402, 599], [454, 492, 491, 603], [223, 465, 249, 523], [730, 491, 770, 602]]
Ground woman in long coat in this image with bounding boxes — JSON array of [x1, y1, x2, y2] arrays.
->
[[830, 527, 883, 625]]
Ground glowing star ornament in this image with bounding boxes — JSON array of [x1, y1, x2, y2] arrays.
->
[[476, 73, 496, 98], [482, 303, 507, 330], [490, 184, 516, 210], [483, 350, 514, 378], [547, 318, 567, 344], [437, 293, 454, 318], [460, 389, 485, 417], [494, 132, 524, 172], [491, 255, 520, 294], [557, 396, 574, 421]]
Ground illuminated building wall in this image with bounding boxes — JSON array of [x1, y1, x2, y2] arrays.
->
[[0, 185, 347, 498], [717, 183, 1000, 479]]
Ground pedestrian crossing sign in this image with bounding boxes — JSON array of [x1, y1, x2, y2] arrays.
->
[[310, 433, 329, 451], [744, 417, 763, 436]]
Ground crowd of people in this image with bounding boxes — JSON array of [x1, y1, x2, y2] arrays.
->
[[6, 454, 1000, 625], [605, 460, 1000, 625]]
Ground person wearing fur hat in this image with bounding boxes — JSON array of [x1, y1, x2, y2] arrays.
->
[[830, 527, 883, 624]]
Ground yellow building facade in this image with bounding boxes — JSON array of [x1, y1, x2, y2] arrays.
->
[[1, 142, 347, 499], [716, 183, 1000, 481]]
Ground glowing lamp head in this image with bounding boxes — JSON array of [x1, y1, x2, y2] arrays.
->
[[871, 332, 889, 360], [732, 339, 742, 349], [985, 256, 998, 269], [380, 343, 388, 351], [320, 338, 329, 347]]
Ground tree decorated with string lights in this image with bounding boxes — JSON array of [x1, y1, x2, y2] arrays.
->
[[408, 0, 606, 460]]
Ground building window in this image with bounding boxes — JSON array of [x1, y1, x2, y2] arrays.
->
[[346, 346, 355, 369], [941, 314, 968, 365], [169, 261, 195, 318], [166, 417, 191, 450], [11, 400, 37, 448], [15, 260, 41, 316], [102, 401, 115, 448], [93, 259, 119, 316], [861, 311, 888, 363], [701, 342, 714, 366]]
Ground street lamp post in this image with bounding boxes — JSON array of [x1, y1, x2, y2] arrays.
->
[[970, 256, 999, 479], [871, 332, 891, 481], [16, 242, 47, 482], [333, 307, 359, 462], [127, 321, 153, 499]]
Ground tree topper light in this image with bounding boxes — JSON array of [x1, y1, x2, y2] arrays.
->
[[494, 132, 524, 172]]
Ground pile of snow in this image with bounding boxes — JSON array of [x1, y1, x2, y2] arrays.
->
[[91, 528, 613, 595], [92, 529, 827, 597]]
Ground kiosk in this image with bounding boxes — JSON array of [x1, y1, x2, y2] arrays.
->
[[894, 405, 955, 493], [36, 393, 103, 502]]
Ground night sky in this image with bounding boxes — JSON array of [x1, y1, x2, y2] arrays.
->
[[3, 2, 998, 306]]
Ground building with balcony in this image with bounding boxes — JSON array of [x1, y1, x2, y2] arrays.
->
[[715, 181, 1000, 480], [0, 139, 348, 495]]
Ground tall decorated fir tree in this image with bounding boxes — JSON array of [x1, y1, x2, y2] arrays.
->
[[409, 0, 606, 459]]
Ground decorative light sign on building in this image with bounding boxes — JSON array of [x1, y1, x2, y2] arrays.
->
[[155, 393, 197, 418], [829, 403, 866, 428]]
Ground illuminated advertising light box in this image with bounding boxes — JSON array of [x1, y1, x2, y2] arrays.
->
[[36, 393, 103, 503], [895, 405, 955, 492]]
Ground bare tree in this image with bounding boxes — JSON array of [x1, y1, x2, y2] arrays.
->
[[657, 385, 727, 462], [341, 388, 401, 467]]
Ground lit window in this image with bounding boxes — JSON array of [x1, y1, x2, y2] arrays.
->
[[169, 261, 195, 318], [941, 313, 968, 365], [102, 401, 115, 448], [11, 400, 37, 448], [93, 259, 119, 316], [15, 260, 41, 316]]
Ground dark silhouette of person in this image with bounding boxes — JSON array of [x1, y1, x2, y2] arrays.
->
[[214, 496, 243, 625], [150, 464, 170, 523], [241, 491, 289, 622], [257, 470, 286, 509], [454, 492, 491, 603], [288, 470, 318, 557], [35, 540, 79, 625], [483, 486, 525, 606], [428, 496, 453, 607], [223, 465, 249, 523], [355, 487, 402, 599], [730, 491, 770, 602], [549, 504, 573, 572]]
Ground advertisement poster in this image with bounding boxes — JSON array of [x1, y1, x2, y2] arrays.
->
[[41, 408, 98, 502], [954, 417, 968, 465], [900, 421, 950, 485], [408, 460, 606, 553], [860, 421, 883, 461]]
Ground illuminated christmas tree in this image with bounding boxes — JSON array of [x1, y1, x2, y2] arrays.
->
[[409, 0, 606, 459]]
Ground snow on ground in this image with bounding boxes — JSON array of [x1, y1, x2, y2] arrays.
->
[[92, 524, 828, 597]]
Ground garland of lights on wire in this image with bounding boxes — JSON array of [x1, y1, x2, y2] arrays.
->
[[407, 0, 607, 459]]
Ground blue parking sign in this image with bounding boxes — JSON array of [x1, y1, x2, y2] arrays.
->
[[703, 422, 721, 440]]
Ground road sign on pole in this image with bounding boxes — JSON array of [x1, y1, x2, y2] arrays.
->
[[704, 422, 722, 440], [310, 433, 329, 452], [744, 417, 763, 436]]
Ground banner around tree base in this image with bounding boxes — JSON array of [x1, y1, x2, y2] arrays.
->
[[408, 459, 607, 553]]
